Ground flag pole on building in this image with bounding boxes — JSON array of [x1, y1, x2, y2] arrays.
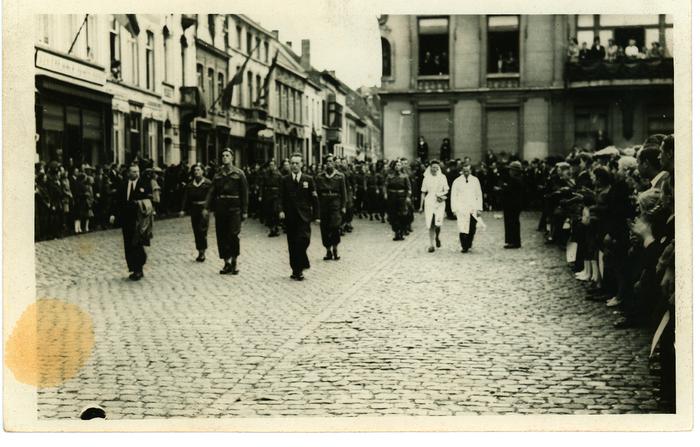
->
[[253, 50, 279, 109], [210, 38, 262, 113], [67, 14, 89, 55]]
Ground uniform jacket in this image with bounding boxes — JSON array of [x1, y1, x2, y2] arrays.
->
[[206, 166, 249, 214], [315, 170, 347, 214], [280, 173, 320, 223]]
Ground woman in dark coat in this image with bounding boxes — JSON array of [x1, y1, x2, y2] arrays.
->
[[180, 163, 212, 262]]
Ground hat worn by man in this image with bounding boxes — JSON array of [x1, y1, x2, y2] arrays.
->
[[507, 161, 523, 171]]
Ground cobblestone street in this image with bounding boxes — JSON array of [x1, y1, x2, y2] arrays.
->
[[33, 212, 662, 418]]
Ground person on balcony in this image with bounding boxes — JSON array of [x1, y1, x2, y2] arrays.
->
[[648, 41, 664, 59], [624, 38, 640, 59], [606, 39, 619, 62], [590, 36, 606, 61], [579, 42, 591, 64], [567, 37, 580, 63]]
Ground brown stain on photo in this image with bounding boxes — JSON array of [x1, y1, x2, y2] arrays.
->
[[5, 298, 94, 388], [77, 239, 96, 256]]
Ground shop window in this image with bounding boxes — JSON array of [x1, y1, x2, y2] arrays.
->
[[381, 38, 391, 77], [418, 17, 449, 76], [487, 15, 519, 74], [146, 31, 155, 90]]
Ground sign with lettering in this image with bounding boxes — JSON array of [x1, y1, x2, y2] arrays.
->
[[35, 48, 105, 86]]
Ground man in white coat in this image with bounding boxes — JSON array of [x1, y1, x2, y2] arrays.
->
[[450, 163, 483, 253]]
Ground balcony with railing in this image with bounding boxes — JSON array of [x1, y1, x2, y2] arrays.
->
[[565, 57, 673, 86], [416, 75, 449, 92]]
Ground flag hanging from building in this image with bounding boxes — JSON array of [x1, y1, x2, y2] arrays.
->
[[115, 14, 140, 37], [254, 50, 279, 110], [181, 14, 197, 31], [219, 41, 259, 110]]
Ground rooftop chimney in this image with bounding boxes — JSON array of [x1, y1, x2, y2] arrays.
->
[[301, 39, 311, 70], [272, 30, 279, 40], [286, 41, 293, 48]]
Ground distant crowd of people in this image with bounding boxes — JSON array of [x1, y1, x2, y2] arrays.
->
[[568, 36, 666, 64]]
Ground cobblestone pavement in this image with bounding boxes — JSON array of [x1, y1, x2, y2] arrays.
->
[[33, 212, 662, 418]]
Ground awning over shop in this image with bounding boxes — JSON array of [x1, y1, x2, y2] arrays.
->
[[36, 75, 112, 105]]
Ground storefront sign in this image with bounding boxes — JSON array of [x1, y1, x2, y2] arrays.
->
[[35, 48, 105, 86]]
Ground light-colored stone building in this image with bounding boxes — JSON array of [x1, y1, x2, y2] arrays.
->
[[378, 14, 674, 163]]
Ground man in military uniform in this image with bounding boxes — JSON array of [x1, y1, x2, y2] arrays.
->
[[316, 155, 347, 260], [279, 152, 320, 281], [260, 159, 282, 237], [205, 148, 249, 274], [384, 160, 412, 241]]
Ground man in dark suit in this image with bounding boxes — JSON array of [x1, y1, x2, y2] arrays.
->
[[279, 152, 320, 281], [501, 161, 525, 249], [110, 163, 153, 280]]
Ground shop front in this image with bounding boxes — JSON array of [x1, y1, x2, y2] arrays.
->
[[35, 75, 112, 167]]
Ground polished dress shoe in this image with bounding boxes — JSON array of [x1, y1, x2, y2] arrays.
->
[[332, 249, 340, 261], [129, 271, 143, 281], [196, 253, 206, 262], [290, 272, 304, 281], [323, 250, 333, 261], [220, 263, 233, 274]]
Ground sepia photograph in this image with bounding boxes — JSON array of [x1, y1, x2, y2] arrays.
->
[[2, 0, 693, 433]]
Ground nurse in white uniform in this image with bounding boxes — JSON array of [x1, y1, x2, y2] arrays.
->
[[419, 159, 450, 252]]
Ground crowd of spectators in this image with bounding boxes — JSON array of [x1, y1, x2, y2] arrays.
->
[[35, 135, 676, 409], [568, 36, 666, 64], [539, 134, 676, 411]]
